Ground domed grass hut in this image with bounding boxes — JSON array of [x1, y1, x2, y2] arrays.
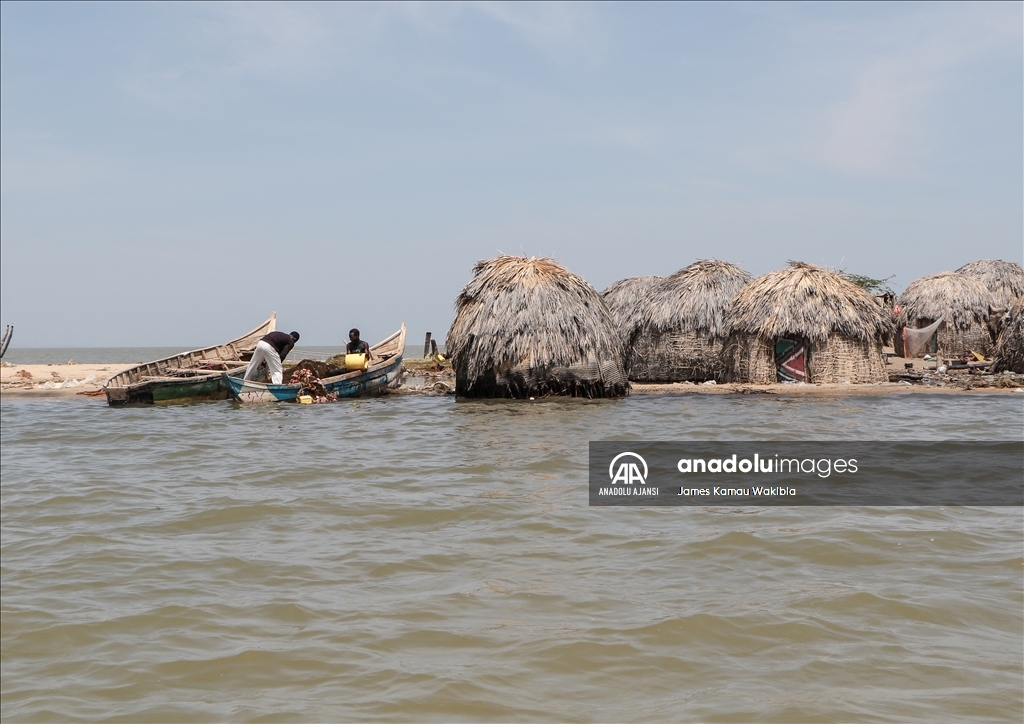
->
[[447, 255, 628, 398], [601, 275, 662, 328], [992, 300, 1024, 374], [896, 272, 995, 357], [722, 262, 891, 384], [955, 259, 1024, 309], [628, 259, 751, 382]]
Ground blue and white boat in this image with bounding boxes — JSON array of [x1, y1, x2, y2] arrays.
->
[[224, 324, 406, 403]]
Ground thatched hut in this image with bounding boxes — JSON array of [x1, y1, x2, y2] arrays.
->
[[992, 300, 1024, 374], [601, 276, 662, 328], [722, 262, 891, 384], [896, 272, 995, 357], [628, 259, 751, 382], [955, 259, 1024, 309], [446, 255, 628, 398]]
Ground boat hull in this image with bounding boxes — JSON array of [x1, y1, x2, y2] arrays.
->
[[151, 376, 227, 403], [224, 325, 405, 403], [106, 374, 227, 405], [104, 314, 275, 406]]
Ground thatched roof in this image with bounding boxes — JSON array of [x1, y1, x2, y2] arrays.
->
[[898, 271, 994, 330], [955, 259, 1024, 308], [600, 276, 662, 327], [637, 259, 751, 337], [993, 299, 1024, 373], [447, 255, 626, 396], [728, 261, 891, 343]]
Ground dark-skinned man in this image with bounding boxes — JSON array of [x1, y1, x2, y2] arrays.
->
[[346, 328, 371, 360], [244, 330, 300, 384]]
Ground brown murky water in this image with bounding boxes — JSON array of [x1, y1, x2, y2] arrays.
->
[[2, 392, 1021, 721]]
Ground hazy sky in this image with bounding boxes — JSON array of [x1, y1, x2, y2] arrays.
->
[[2, 1, 1021, 347]]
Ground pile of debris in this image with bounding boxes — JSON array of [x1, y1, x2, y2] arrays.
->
[[288, 368, 336, 403], [1, 369, 99, 390], [889, 365, 1023, 390], [397, 377, 453, 395]]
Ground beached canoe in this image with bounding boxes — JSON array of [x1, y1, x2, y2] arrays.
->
[[104, 314, 277, 406], [224, 324, 406, 403]]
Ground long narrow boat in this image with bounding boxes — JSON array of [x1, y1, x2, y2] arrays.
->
[[224, 324, 405, 403], [104, 314, 277, 406]]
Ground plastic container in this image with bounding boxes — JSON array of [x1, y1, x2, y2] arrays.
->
[[297, 395, 313, 404], [345, 353, 368, 371]]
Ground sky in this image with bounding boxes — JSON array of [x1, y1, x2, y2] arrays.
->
[[1, 1, 1021, 347]]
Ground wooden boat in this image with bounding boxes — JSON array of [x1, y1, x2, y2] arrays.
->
[[104, 314, 277, 406], [224, 324, 405, 403]]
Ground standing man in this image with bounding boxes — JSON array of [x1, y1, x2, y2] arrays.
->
[[347, 328, 371, 360], [244, 330, 300, 384]]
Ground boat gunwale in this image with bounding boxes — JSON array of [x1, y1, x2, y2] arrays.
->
[[104, 313, 277, 389], [225, 324, 406, 397]]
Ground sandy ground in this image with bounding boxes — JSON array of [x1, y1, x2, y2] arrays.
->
[[1, 363, 132, 398], [1, 358, 1021, 400], [631, 356, 1023, 396], [628, 380, 1022, 396]]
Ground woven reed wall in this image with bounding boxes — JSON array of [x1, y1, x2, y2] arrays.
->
[[993, 304, 1024, 373], [809, 335, 886, 383], [629, 329, 727, 382], [723, 333, 886, 383], [721, 333, 775, 384], [897, 320, 994, 357], [937, 321, 993, 356]]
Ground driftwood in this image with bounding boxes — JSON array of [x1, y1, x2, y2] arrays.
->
[[0, 325, 11, 358]]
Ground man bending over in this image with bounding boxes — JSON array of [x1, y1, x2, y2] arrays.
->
[[244, 330, 300, 384]]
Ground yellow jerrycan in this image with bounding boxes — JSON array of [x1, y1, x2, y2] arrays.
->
[[344, 353, 368, 371]]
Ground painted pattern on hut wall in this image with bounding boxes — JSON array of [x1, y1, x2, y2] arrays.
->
[[775, 338, 807, 383], [722, 262, 891, 385]]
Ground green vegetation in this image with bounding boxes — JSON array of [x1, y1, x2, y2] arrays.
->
[[836, 270, 896, 295]]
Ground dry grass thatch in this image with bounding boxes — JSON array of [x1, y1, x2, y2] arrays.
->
[[627, 260, 751, 382], [722, 262, 890, 384], [993, 299, 1024, 373], [446, 255, 627, 398], [955, 259, 1024, 308], [896, 271, 995, 356], [638, 260, 752, 337], [898, 272, 994, 330], [729, 261, 892, 343], [600, 276, 662, 328]]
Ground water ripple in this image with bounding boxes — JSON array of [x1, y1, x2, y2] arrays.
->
[[1, 394, 1021, 721]]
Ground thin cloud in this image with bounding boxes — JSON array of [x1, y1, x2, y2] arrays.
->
[[120, 1, 599, 108], [472, 1, 595, 54], [809, 4, 1020, 178], [199, 1, 334, 76], [121, 2, 339, 107]]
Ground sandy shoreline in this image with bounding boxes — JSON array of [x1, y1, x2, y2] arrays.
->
[[2, 360, 1021, 400], [628, 381, 1022, 396], [1, 363, 132, 398]]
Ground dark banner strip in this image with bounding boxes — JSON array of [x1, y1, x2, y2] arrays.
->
[[589, 441, 1023, 506]]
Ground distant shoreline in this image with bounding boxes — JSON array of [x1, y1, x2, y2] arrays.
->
[[2, 361, 1021, 400]]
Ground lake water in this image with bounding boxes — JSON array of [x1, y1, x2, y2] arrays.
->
[[1, 387, 1022, 721]]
